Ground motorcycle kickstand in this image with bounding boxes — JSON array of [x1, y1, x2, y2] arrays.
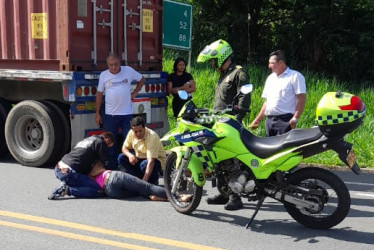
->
[[245, 195, 265, 229]]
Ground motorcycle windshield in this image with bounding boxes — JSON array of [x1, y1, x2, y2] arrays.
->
[[179, 101, 197, 122]]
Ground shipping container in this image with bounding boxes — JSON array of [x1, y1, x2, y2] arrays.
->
[[0, 0, 163, 71], [0, 0, 168, 168]]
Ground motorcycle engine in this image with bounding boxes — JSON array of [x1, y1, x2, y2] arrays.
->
[[229, 171, 256, 194], [220, 159, 256, 194]]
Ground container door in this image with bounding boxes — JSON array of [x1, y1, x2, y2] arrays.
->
[[68, 0, 113, 71], [119, 0, 163, 71], [69, 0, 162, 72]]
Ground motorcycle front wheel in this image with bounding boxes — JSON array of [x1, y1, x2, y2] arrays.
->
[[284, 167, 350, 229], [164, 152, 203, 214]]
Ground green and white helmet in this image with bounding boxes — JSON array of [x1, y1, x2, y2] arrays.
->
[[197, 39, 233, 68]]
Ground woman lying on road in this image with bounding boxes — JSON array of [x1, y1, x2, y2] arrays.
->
[[49, 160, 167, 201]]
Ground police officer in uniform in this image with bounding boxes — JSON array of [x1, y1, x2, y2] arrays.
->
[[197, 39, 251, 210]]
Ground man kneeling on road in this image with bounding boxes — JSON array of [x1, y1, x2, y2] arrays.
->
[[48, 131, 115, 199], [48, 131, 168, 201], [117, 116, 166, 185]]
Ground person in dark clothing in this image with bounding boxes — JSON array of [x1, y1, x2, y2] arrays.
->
[[89, 161, 167, 201], [48, 131, 115, 199], [198, 39, 250, 124], [49, 158, 167, 201], [167, 57, 196, 117], [197, 39, 251, 210]]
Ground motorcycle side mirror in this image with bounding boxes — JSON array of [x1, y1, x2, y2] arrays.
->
[[177, 90, 189, 100], [240, 84, 253, 95]]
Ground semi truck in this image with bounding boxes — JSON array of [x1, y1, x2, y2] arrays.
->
[[0, 0, 169, 167]]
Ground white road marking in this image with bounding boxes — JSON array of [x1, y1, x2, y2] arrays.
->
[[350, 191, 374, 198], [345, 181, 374, 187]]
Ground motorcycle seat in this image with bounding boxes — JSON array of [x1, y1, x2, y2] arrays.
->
[[240, 126, 323, 158]]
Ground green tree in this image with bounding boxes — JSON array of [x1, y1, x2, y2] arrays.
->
[[189, 0, 374, 83], [191, 0, 254, 65]]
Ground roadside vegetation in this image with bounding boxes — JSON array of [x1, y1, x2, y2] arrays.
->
[[163, 57, 374, 168]]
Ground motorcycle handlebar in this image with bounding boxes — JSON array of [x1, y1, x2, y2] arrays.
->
[[193, 107, 232, 117]]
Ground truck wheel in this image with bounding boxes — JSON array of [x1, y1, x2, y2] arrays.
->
[[5, 100, 64, 167], [41, 100, 71, 158], [0, 98, 12, 157]]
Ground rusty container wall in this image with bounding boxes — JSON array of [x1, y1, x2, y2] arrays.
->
[[0, 0, 163, 72]]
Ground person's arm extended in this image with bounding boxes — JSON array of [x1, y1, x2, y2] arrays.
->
[[122, 147, 138, 165], [167, 81, 175, 94], [131, 76, 145, 99], [235, 71, 250, 123], [294, 93, 306, 119], [290, 93, 306, 129], [142, 157, 155, 182], [249, 101, 266, 129], [95, 91, 103, 127]]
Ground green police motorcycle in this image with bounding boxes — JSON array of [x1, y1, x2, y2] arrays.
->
[[161, 87, 366, 229]]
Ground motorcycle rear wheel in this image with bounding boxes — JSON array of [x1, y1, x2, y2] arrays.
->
[[164, 152, 203, 214], [284, 167, 350, 229]]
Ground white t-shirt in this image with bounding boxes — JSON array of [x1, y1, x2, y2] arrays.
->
[[262, 67, 306, 116], [98, 66, 143, 115]]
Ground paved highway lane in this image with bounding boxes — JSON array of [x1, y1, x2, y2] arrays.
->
[[0, 157, 373, 250]]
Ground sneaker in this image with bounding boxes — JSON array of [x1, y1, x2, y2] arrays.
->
[[224, 197, 243, 211], [206, 194, 229, 205], [48, 183, 67, 200]]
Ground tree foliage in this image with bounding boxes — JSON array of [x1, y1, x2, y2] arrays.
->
[[188, 0, 374, 84]]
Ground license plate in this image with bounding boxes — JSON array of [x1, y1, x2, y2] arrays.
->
[[346, 149, 357, 169]]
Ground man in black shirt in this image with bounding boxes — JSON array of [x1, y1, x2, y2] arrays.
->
[[48, 131, 115, 200]]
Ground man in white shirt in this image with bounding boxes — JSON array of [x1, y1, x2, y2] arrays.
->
[[95, 53, 145, 162], [250, 50, 306, 136]]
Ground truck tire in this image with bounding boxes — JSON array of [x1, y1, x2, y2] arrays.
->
[[41, 100, 71, 158], [5, 100, 64, 167], [0, 98, 12, 157]]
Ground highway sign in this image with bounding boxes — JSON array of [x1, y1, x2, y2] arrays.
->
[[162, 0, 192, 50]]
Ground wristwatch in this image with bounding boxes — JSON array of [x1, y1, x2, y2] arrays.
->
[[291, 117, 299, 124]]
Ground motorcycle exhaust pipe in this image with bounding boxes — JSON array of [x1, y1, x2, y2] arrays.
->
[[264, 188, 320, 212]]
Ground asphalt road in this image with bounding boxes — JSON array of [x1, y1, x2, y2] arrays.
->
[[0, 155, 373, 250]]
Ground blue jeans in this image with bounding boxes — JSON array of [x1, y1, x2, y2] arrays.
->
[[117, 153, 161, 185], [54, 166, 104, 198], [104, 171, 166, 199], [104, 114, 132, 161]]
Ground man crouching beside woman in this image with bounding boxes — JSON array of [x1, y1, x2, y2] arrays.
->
[[48, 120, 167, 202]]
